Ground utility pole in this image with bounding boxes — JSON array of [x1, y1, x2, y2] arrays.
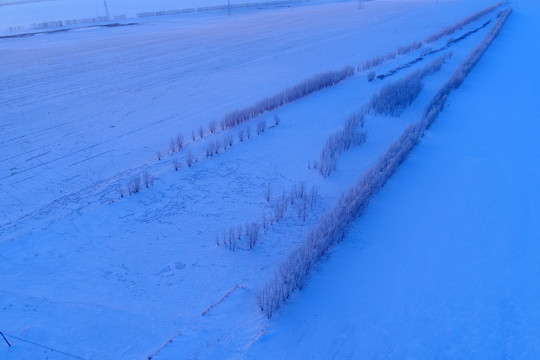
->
[[103, 0, 110, 19], [228, 0, 231, 16], [358, 0, 364, 9]]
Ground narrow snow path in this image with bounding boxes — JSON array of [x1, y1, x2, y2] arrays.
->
[[246, 1, 540, 358]]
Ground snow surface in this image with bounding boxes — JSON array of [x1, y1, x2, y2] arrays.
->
[[2, 0, 532, 359], [246, 1, 540, 358], [0, 0, 495, 231], [1, 0, 338, 32]]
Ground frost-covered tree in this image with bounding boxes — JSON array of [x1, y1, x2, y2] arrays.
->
[[173, 157, 181, 171], [265, 184, 271, 202], [186, 151, 195, 167], [256, 119, 266, 134], [208, 120, 217, 134], [219, 66, 355, 130], [369, 74, 423, 116], [319, 112, 367, 177], [117, 185, 125, 198], [128, 175, 141, 194], [238, 129, 245, 142], [142, 170, 154, 188], [176, 133, 184, 151], [226, 134, 233, 147]]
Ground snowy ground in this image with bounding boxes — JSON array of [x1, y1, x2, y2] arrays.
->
[[1, 0, 529, 359], [1, 0, 338, 33], [0, 0, 495, 234], [246, 1, 540, 359]]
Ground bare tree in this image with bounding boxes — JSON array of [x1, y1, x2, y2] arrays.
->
[[265, 184, 271, 202], [226, 134, 233, 147], [128, 175, 141, 194], [219, 66, 354, 131], [117, 185, 125, 198], [205, 140, 221, 158], [208, 120, 217, 134], [290, 185, 297, 205], [142, 170, 154, 188], [176, 133, 184, 151], [319, 112, 367, 177], [226, 227, 236, 251], [310, 186, 318, 207], [257, 119, 266, 134], [298, 181, 305, 199], [186, 151, 195, 167], [247, 222, 260, 249], [273, 198, 287, 222], [173, 157, 181, 171]]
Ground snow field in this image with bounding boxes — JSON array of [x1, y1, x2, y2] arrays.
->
[[0, 0, 312, 32], [254, 11, 509, 315], [0, 0, 497, 234], [154, 1, 508, 358], [246, 1, 539, 357], [0, 0, 508, 359]]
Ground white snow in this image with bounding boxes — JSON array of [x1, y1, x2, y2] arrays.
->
[[245, 1, 540, 358], [1, 0, 358, 33], [2, 0, 536, 359]]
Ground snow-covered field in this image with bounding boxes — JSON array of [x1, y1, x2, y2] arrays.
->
[[2, 0, 535, 359], [246, 1, 540, 359], [1, 0, 323, 32]]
